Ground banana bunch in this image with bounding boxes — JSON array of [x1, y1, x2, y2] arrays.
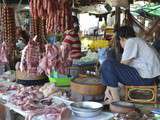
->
[[81, 38, 111, 51], [89, 40, 110, 51], [81, 38, 93, 51]]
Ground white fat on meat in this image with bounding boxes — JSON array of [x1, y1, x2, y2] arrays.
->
[[0, 42, 9, 63], [19, 45, 28, 72], [25, 106, 71, 120]]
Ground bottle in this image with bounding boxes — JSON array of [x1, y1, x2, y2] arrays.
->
[[0, 64, 5, 75], [51, 67, 56, 78]]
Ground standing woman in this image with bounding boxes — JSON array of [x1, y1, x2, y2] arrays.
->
[[101, 26, 160, 104], [62, 16, 81, 60]]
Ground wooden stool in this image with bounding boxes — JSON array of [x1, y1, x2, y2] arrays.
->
[[125, 84, 158, 104]]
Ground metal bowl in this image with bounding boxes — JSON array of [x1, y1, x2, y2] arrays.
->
[[70, 101, 103, 112], [71, 105, 103, 112], [71, 101, 103, 117], [72, 109, 102, 117]]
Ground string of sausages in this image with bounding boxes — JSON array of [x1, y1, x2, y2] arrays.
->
[[30, 18, 46, 42], [1, 6, 16, 64], [29, 0, 73, 33]]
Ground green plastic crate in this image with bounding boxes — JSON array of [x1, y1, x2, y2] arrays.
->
[[49, 77, 71, 87]]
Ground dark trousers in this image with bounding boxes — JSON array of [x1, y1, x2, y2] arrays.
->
[[101, 59, 155, 87]]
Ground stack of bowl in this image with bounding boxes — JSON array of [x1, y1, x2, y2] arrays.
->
[[70, 101, 103, 117]]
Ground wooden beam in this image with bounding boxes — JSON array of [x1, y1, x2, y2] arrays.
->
[[114, 7, 121, 61], [115, 7, 121, 30]]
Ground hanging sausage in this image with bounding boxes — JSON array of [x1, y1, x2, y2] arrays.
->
[[29, 0, 73, 33], [1, 6, 16, 66]]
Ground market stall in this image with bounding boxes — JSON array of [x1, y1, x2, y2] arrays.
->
[[0, 79, 157, 120]]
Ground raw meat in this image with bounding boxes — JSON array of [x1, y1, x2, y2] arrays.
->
[[0, 42, 8, 63], [18, 36, 44, 74], [25, 106, 71, 120], [10, 86, 44, 111], [38, 44, 72, 75]]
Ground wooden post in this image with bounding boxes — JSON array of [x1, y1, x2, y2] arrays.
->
[[114, 7, 121, 62], [115, 7, 121, 30], [1, 6, 16, 69]]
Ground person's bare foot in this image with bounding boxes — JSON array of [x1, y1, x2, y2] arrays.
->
[[104, 87, 120, 104], [104, 89, 113, 104]]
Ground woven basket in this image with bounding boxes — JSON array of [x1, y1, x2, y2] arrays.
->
[[111, 0, 128, 7], [16, 70, 46, 80], [16, 70, 48, 86], [71, 77, 106, 96]]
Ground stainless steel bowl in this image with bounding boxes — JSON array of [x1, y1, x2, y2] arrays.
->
[[71, 106, 102, 112], [70, 101, 103, 112], [70, 101, 103, 117], [52, 97, 103, 117], [72, 109, 102, 117]]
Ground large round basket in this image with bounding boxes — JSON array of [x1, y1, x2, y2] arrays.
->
[[71, 77, 105, 96], [16, 70, 48, 86]]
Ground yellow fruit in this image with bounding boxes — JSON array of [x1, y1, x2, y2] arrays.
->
[[81, 38, 111, 51]]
